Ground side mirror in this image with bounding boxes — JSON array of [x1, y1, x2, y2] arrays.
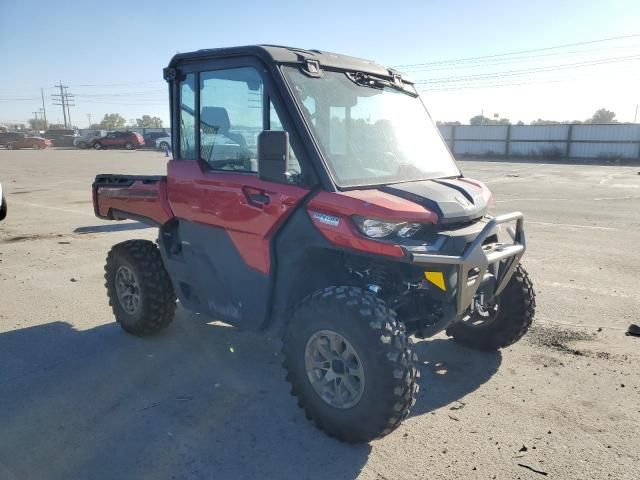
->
[[258, 130, 289, 183]]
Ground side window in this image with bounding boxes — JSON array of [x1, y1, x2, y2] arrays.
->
[[199, 67, 262, 172], [269, 102, 301, 173], [179, 73, 196, 159]]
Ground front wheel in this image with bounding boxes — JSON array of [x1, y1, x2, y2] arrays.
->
[[105, 240, 177, 335], [283, 286, 419, 443], [124, 141, 134, 150], [7, 143, 15, 150], [446, 265, 535, 350], [93, 142, 103, 150], [159, 141, 169, 151]]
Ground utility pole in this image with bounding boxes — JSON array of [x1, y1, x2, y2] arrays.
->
[[40, 89, 48, 129], [64, 86, 75, 128], [634, 104, 638, 123], [87, 113, 92, 128], [51, 82, 75, 128], [32, 111, 40, 129], [52, 82, 68, 128]]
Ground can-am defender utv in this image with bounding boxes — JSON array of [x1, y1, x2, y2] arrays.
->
[[93, 45, 535, 443]]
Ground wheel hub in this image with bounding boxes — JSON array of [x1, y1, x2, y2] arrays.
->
[[115, 265, 140, 314], [304, 330, 365, 409], [465, 294, 500, 327]]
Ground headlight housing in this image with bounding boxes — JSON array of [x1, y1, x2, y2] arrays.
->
[[352, 216, 422, 239]]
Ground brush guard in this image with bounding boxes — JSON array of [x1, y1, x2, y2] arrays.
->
[[404, 212, 526, 315]]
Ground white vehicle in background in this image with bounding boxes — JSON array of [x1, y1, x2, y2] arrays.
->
[[155, 136, 171, 151], [0, 182, 7, 221], [74, 130, 108, 149]]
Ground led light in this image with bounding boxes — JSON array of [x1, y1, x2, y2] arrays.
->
[[353, 216, 402, 238], [397, 223, 422, 238]]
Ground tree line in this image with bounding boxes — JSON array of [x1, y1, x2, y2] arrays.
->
[[27, 113, 164, 131], [437, 108, 619, 126]]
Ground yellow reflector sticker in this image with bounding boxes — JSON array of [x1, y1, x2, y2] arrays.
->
[[425, 271, 446, 291]]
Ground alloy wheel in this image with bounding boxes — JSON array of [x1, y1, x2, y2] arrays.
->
[[304, 330, 365, 409]]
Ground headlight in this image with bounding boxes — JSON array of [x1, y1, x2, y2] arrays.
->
[[353, 216, 422, 239]]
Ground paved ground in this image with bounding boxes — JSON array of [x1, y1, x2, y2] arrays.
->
[[0, 148, 639, 480]]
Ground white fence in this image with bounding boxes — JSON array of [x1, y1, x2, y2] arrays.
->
[[438, 124, 640, 160]]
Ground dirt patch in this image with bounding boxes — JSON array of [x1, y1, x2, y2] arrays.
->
[[8, 189, 48, 195], [527, 323, 595, 356], [1, 233, 65, 243]]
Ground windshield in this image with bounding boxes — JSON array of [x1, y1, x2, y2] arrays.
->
[[283, 67, 460, 188]]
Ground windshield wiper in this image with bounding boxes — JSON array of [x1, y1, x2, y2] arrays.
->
[[346, 72, 418, 97]]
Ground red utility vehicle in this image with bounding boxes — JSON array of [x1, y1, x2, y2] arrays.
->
[[91, 131, 145, 150], [93, 46, 535, 443], [6, 133, 51, 150]]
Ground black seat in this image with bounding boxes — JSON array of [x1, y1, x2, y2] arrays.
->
[[200, 107, 246, 146]]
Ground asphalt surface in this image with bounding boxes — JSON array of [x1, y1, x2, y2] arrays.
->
[[0, 148, 639, 480]]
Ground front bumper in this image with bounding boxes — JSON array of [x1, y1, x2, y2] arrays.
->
[[403, 212, 526, 315]]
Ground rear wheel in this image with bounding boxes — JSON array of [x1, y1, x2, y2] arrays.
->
[[159, 141, 169, 151], [7, 143, 15, 150], [283, 286, 419, 443], [446, 265, 535, 350], [105, 240, 177, 335], [124, 141, 134, 150]]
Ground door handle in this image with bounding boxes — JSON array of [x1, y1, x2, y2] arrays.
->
[[248, 193, 270, 205], [243, 187, 270, 207]]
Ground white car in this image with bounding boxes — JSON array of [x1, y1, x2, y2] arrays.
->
[[0, 182, 6, 221], [155, 136, 171, 151]]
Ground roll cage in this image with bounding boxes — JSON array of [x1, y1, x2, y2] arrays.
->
[[163, 45, 420, 193]]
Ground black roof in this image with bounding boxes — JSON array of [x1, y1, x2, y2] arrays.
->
[[168, 44, 399, 79]]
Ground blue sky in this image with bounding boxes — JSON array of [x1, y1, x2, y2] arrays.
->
[[2, 0, 640, 127]]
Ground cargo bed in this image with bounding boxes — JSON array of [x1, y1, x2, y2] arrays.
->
[[92, 174, 174, 226]]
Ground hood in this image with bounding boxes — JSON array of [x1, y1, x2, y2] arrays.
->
[[380, 178, 491, 224]]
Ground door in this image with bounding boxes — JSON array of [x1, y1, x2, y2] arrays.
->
[[165, 64, 310, 329], [103, 132, 118, 146]]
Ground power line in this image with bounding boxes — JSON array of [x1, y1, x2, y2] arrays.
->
[[393, 33, 640, 68], [414, 54, 640, 85], [417, 69, 640, 92], [401, 43, 640, 73], [67, 80, 163, 87]]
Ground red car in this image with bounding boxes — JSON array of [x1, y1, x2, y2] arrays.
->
[[6, 134, 52, 150], [91, 131, 145, 150]]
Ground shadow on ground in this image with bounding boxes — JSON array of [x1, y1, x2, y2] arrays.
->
[[0, 316, 499, 480], [74, 222, 150, 234], [411, 338, 501, 415]]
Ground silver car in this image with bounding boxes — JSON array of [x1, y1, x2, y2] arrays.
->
[[74, 130, 108, 149]]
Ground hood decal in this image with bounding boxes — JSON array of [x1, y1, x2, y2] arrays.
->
[[380, 178, 488, 224]]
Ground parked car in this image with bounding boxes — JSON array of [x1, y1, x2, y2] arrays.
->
[[0, 182, 6, 221], [0, 131, 28, 147], [44, 129, 79, 147], [143, 131, 169, 148], [91, 131, 145, 150], [6, 133, 52, 150], [74, 130, 108, 149], [155, 136, 171, 151]]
